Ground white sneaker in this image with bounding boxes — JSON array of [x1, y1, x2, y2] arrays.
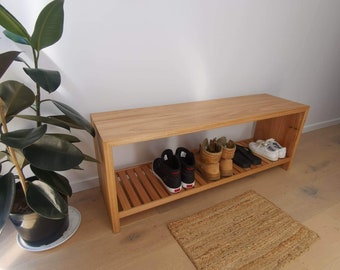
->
[[249, 141, 279, 161], [265, 138, 286, 158]]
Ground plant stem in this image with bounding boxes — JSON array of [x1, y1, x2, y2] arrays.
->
[[0, 99, 27, 194], [32, 48, 41, 127]]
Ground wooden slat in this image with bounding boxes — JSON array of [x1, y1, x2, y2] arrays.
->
[[117, 171, 141, 207], [194, 172, 207, 186], [134, 167, 161, 201], [126, 169, 151, 204], [258, 156, 272, 165], [115, 176, 131, 211], [142, 164, 169, 198], [232, 167, 240, 175], [193, 179, 201, 188], [233, 164, 247, 173]]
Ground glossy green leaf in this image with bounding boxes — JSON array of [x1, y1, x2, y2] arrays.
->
[[3, 30, 29, 45], [71, 165, 82, 170], [52, 100, 95, 136], [47, 133, 81, 143], [23, 68, 61, 93], [0, 173, 15, 232], [14, 56, 30, 68], [31, 0, 64, 51], [83, 154, 99, 163], [31, 166, 72, 197], [1, 125, 47, 149], [0, 4, 30, 41], [23, 135, 84, 171], [50, 115, 87, 129], [26, 180, 68, 219], [26, 176, 39, 183], [15, 115, 71, 131], [0, 80, 35, 122], [0, 51, 21, 79]]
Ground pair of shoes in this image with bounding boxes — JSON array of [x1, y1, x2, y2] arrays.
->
[[248, 138, 286, 161], [233, 144, 262, 168], [195, 137, 236, 180], [152, 147, 195, 194]]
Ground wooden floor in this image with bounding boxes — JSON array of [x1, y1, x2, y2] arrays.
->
[[0, 125, 339, 270]]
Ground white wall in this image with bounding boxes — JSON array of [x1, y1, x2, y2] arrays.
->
[[1, 0, 340, 191]]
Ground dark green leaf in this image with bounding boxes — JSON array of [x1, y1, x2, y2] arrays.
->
[[23, 135, 84, 171], [47, 133, 81, 143], [0, 173, 15, 232], [26, 180, 68, 219], [1, 125, 47, 149], [71, 166, 82, 170], [31, 166, 72, 197], [0, 51, 21, 79], [83, 154, 99, 163], [15, 115, 71, 131], [0, 5, 30, 41], [52, 100, 95, 136], [50, 115, 86, 129], [26, 176, 39, 182], [14, 56, 30, 68], [31, 0, 64, 51], [3, 30, 29, 45], [23, 68, 61, 93], [0, 80, 35, 122]]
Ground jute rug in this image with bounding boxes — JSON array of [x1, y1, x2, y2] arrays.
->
[[168, 190, 319, 270]]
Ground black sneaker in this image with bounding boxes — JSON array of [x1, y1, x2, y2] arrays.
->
[[176, 147, 195, 189], [152, 149, 182, 193]]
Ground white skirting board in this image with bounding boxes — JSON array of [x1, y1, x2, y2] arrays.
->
[[71, 177, 99, 193], [303, 117, 340, 133]]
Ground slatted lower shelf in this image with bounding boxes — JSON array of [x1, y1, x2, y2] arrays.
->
[[115, 139, 291, 218]]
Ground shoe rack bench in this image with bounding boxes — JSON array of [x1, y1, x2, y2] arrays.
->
[[91, 94, 309, 233]]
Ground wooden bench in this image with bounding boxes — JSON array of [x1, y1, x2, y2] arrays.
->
[[91, 94, 309, 233]]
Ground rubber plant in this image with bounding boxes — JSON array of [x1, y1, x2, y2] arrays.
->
[[0, 0, 96, 233]]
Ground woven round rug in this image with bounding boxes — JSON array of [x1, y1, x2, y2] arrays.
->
[[168, 190, 319, 270]]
